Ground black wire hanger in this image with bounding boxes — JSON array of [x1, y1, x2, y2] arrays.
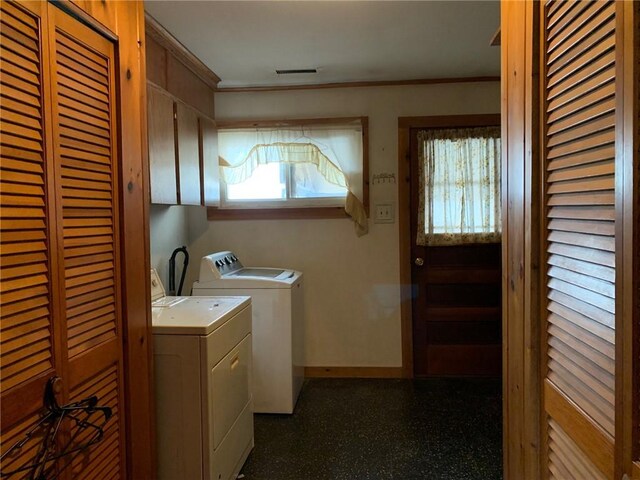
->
[[0, 376, 112, 480]]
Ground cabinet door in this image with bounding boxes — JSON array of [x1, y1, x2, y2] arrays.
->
[[176, 102, 201, 205], [148, 84, 177, 204], [200, 116, 219, 206]]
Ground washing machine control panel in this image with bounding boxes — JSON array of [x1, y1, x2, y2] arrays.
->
[[199, 251, 244, 280]]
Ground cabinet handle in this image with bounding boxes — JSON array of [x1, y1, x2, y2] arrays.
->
[[230, 356, 240, 370]]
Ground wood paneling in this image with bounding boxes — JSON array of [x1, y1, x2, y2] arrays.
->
[[176, 101, 201, 205], [167, 55, 215, 119], [145, 35, 166, 89], [144, 14, 217, 118], [500, 1, 541, 478]]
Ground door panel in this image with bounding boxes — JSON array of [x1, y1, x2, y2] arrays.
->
[[542, 0, 617, 477], [48, 4, 126, 477], [0, 4, 61, 476], [176, 102, 201, 205], [148, 84, 178, 204], [1, 2, 125, 478], [409, 129, 502, 377]]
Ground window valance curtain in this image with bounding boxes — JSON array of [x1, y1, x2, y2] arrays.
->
[[218, 123, 368, 235], [417, 126, 501, 246]]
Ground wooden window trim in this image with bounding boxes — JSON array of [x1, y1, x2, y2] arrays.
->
[[207, 116, 369, 221]]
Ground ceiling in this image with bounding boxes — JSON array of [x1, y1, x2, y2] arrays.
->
[[144, 1, 500, 89]]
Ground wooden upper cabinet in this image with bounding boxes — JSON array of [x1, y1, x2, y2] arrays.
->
[[148, 84, 178, 204], [176, 102, 201, 205], [147, 83, 218, 206], [200, 116, 219, 206]]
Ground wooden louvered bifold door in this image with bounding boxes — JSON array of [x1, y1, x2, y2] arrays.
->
[[48, 5, 125, 478], [542, 0, 617, 478], [0, 3, 62, 478], [1, 2, 125, 478]]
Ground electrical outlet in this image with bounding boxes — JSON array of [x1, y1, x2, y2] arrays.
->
[[374, 203, 395, 224]]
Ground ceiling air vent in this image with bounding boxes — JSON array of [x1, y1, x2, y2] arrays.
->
[[276, 68, 318, 75]]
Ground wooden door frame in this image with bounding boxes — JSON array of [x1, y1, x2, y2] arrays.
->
[[397, 113, 501, 380], [54, 2, 155, 478], [617, 0, 640, 477]]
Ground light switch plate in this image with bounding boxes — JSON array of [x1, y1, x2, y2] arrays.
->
[[374, 203, 395, 224]]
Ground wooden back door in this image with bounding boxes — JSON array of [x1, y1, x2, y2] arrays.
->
[[1, 1, 125, 477], [541, 0, 617, 477], [408, 117, 502, 377]]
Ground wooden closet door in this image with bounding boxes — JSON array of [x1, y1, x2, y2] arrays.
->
[[0, 1, 63, 475], [47, 4, 126, 478], [542, 1, 617, 478], [1, 2, 125, 478]]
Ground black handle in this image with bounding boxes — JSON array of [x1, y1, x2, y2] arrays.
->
[[168, 246, 189, 296]]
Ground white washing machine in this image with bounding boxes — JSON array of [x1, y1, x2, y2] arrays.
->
[[192, 251, 304, 414], [151, 268, 254, 480]]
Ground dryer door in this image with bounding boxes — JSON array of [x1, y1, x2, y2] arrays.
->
[[211, 334, 252, 449]]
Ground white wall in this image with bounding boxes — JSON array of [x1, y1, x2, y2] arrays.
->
[[158, 82, 500, 367], [149, 204, 191, 294]]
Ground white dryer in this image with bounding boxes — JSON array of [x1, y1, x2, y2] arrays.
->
[[192, 251, 304, 414], [151, 268, 254, 480]]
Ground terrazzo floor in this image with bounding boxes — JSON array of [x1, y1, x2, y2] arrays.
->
[[239, 377, 502, 480]]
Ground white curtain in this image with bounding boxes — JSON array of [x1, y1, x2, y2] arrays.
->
[[218, 122, 368, 235], [417, 127, 501, 246]]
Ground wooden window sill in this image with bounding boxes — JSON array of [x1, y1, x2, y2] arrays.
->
[[207, 206, 350, 221]]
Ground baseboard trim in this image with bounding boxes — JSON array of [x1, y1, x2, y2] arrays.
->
[[304, 367, 403, 379]]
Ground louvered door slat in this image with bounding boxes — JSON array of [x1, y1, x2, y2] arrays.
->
[[542, 1, 618, 476], [549, 265, 615, 297], [0, 0, 53, 397], [0, 412, 46, 480], [548, 316, 615, 365], [547, 2, 613, 64], [549, 420, 607, 480], [548, 191, 615, 206], [546, 0, 584, 34], [69, 364, 122, 479], [549, 342, 614, 399]]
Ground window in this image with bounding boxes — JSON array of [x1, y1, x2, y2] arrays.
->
[[417, 126, 501, 246], [210, 118, 369, 235]]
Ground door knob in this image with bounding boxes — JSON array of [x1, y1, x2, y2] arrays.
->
[[414, 257, 424, 266]]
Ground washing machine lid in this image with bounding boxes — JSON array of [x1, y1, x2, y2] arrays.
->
[[197, 251, 302, 288], [152, 295, 251, 335], [194, 270, 302, 290]]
